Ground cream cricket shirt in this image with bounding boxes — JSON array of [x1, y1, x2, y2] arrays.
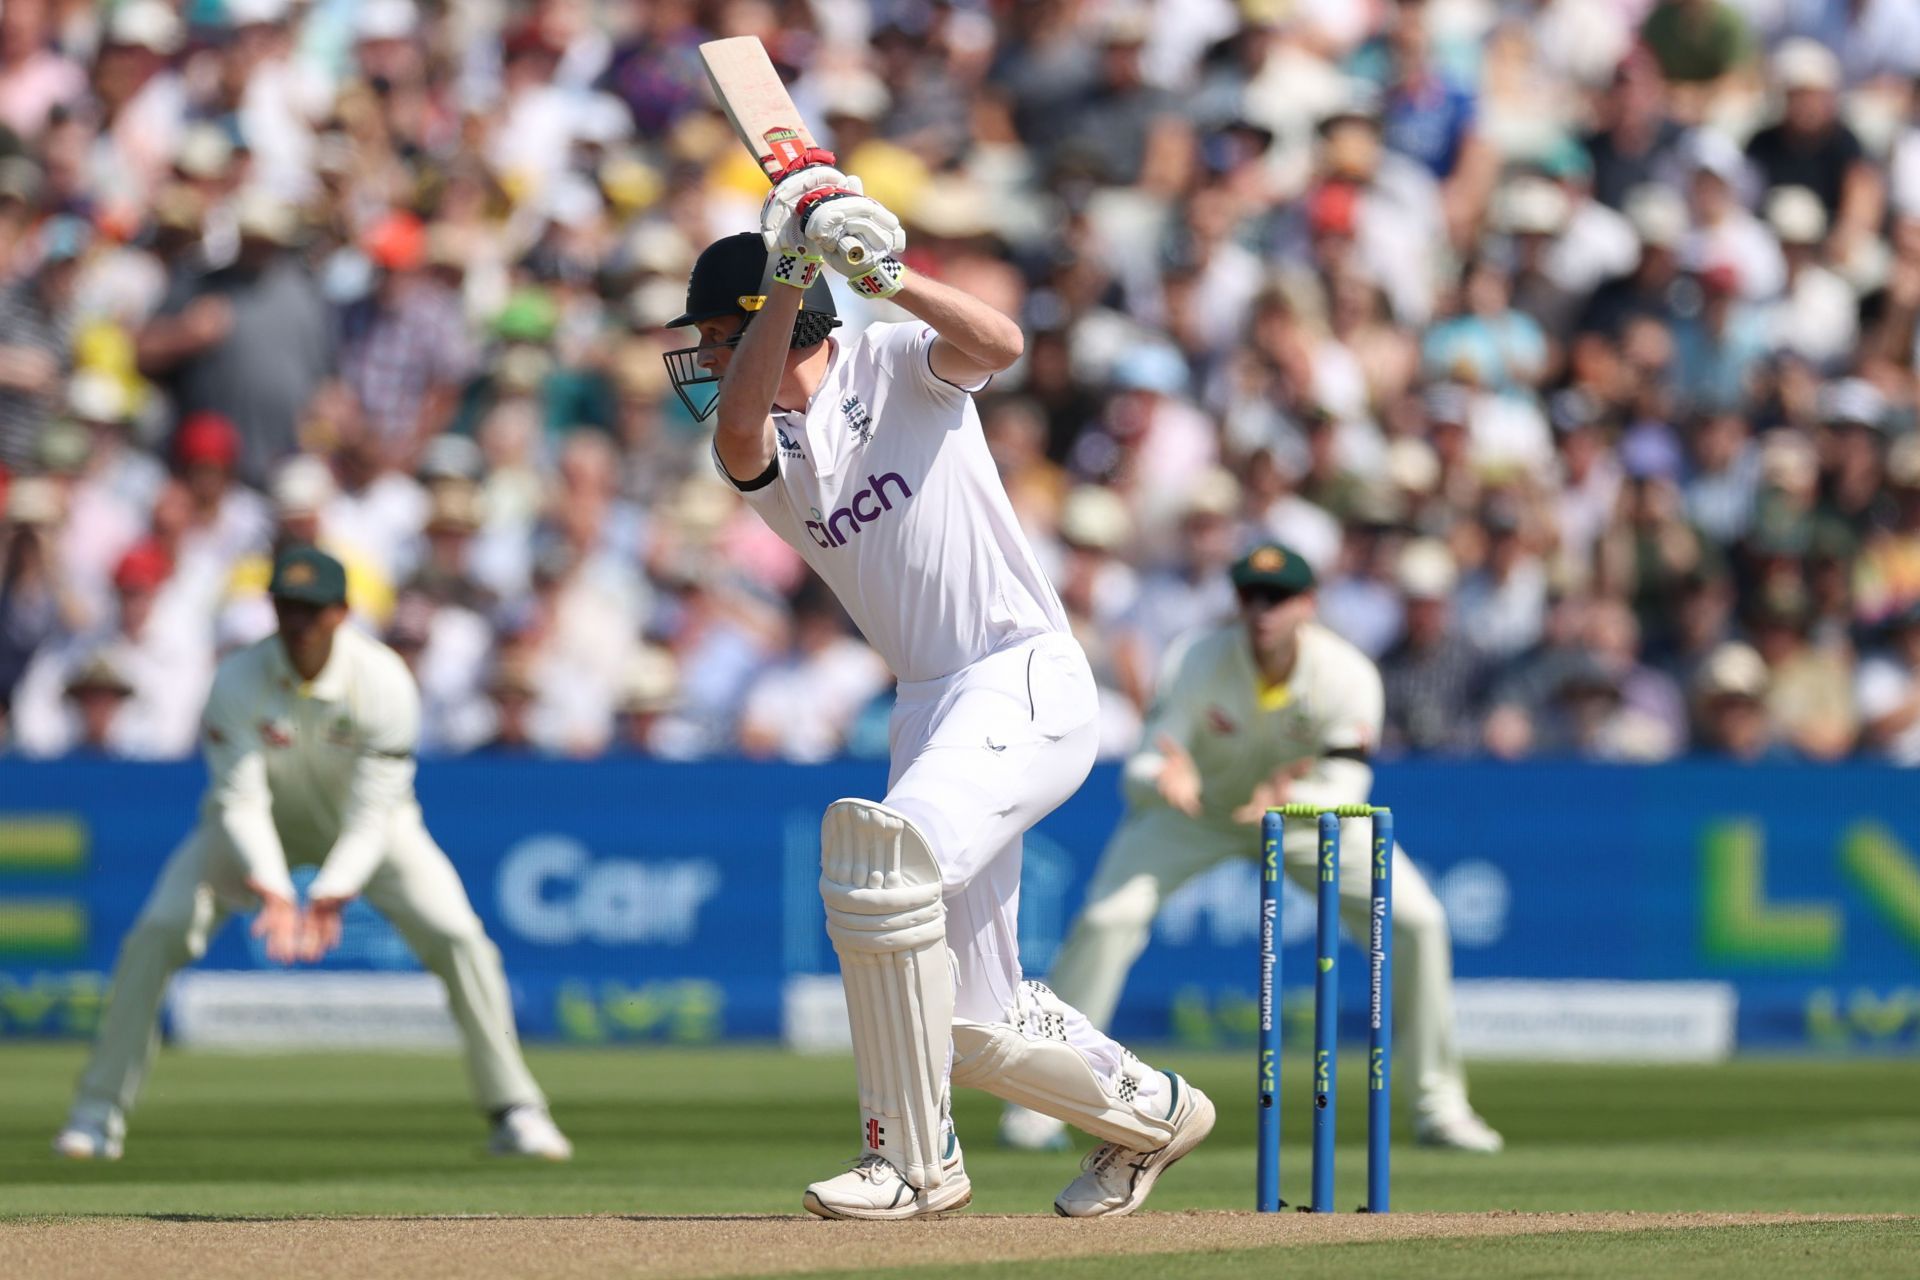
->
[[1124, 620, 1383, 826], [200, 625, 421, 903], [718, 322, 1069, 682]]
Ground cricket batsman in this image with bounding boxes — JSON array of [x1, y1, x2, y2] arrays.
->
[[52, 545, 571, 1162], [662, 165, 1213, 1219], [1001, 543, 1504, 1154]]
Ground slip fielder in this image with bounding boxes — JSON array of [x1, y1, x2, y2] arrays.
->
[[52, 545, 570, 1162], [660, 170, 1213, 1219], [1002, 543, 1504, 1154]]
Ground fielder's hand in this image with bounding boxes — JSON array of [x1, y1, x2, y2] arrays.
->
[[298, 896, 349, 963], [1154, 735, 1203, 817], [760, 164, 856, 251], [246, 879, 302, 965]]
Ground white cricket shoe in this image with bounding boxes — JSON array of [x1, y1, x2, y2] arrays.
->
[[999, 1104, 1071, 1152], [1053, 1073, 1215, 1218], [803, 1135, 972, 1220], [52, 1102, 124, 1161], [1415, 1107, 1505, 1153], [489, 1105, 573, 1160]]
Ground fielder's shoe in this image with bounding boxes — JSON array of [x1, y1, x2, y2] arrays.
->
[[1415, 1107, 1505, 1153], [999, 1104, 1071, 1152], [52, 1102, 124, 1161], [489, 1105, 574, 1160], [803, 1134, 972, 1220], [1053, 1072, 1215, 1218]]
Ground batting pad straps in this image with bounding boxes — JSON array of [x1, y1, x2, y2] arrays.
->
[[950, 982, 1174, 1150], [820, 799, 954, 1190]]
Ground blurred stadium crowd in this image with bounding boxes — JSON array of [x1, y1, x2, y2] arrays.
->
[[4, 0, 1920, 765]]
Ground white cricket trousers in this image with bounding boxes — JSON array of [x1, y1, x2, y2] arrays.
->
[[880, 631, 1165, 1109], [1047, 804, 1474, 1121], [74, 810, 546, 1118]]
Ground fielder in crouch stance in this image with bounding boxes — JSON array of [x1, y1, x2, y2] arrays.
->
[[663, 169, 1213, 1219], [1002, 544, 1504, 1154], [53, 545, 570, 1162]]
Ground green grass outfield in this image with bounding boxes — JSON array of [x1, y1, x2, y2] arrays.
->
[[3, 1044, 1916, 1275]]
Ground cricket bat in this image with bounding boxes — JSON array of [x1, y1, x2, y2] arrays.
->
[[698, 36, 867, 266]]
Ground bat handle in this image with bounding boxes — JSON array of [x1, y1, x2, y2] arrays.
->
[[841, 238, 867, 267]]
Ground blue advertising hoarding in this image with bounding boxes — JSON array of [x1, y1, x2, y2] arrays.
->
[[2, 760, 1917, 1052]]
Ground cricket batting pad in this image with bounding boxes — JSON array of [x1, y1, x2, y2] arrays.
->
[[951, 981, 1175, 1150], [820, 799, 953, 1189]]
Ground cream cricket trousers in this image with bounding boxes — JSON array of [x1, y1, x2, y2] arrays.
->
[[74, 808, 546, 1118], [1047, 803, 1474, 1121], [881, 631, 1168, 1112]]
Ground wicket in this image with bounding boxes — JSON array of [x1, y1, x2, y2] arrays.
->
[[1257, 803, 1393, 1214]]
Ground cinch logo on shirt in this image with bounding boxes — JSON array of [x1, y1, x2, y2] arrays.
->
[[805, 472, 914, 549]]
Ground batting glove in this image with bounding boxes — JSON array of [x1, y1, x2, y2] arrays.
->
[[800, 192, 908, 280], [760, 163, 858, 252]]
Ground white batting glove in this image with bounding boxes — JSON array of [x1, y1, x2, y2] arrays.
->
[[769, 209, 826, 290], [801, 192, 908, 278], [760, 165, 858, 251]]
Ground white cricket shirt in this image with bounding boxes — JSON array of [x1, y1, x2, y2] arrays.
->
[[200, 625, 422, 902], [1124, 620, 1382, 826], [719, 322, 1069, 682]]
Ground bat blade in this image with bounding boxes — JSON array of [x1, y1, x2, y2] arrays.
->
[[698, 36, 817, 182]]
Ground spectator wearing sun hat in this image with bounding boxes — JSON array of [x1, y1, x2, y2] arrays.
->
[[11, 540, 211, 759]]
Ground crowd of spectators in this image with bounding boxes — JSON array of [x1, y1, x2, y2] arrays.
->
[[5, 0, 1920, 766]]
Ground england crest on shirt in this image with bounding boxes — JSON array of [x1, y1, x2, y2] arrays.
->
[[841, 393, 874, 445]]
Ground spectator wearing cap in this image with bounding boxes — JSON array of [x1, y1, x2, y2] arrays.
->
[[1113, 468, 1245, 709], [1600, 430, 1710, 638], [1670, 256, 1768, 415], [94, 0, 189, 204], [0, 216, 87, 471], [1578, 184, 1690, 338], [1380, 538, 1488, 754], [1692, 641, 1786, 760], [737, 589, 891, 764], [1763, 186, 1858, 369], [1683, 409, 1762, 546], [12, 540, 211, 758], [341, 210, 476, 467], [1745, 40, 1882, 269], [1071, 346, 1217, 528], [1546, 390, 1623, 588], [1284, 81, 1445, 327], [1680, 131, 1786, 303], [57, 652, 137, 757], [1815, 378, 1890, 538], [1748, 591, 1858, 760], [1054, 485, 1146, 758], [1855, 602, 1920, 764], [1455, 499, 1550, 661], [611, 644, 683, 758], [319, 398, 430, 585], [137, 188, 334, 486], [170, 410, 272, 571]]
